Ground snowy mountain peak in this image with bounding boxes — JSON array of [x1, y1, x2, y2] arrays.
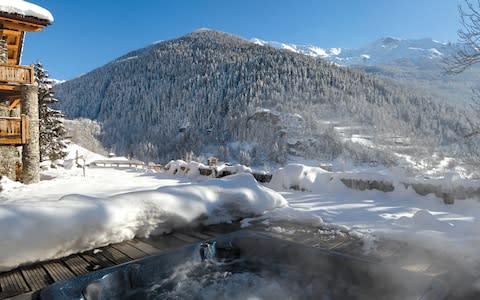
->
[[250, 38, 340, 58], [252, 36, 454, 66]]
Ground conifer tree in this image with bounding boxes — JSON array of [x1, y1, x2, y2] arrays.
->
[[35, 62, 68, 162]]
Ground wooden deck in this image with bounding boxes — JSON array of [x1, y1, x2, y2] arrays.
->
[[1, 222, 477, 300], [0, 224, 241, 300], [0, 222, 414, 300]]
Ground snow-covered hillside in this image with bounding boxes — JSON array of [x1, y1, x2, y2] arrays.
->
[[252, 35, 480, 105], [252, 36, 452, 65], [55, 30, 475, 166]]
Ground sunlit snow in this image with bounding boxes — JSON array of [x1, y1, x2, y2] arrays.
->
[[0, 0, 54, 23], [1, 150, 480, 274]]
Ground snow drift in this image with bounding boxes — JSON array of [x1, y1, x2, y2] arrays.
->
[[0, 173, 286, 271]]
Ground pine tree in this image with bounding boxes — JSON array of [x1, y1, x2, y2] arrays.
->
[[35, 62, 68, 162]]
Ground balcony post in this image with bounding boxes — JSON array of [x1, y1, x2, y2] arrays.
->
[[21, 84, 39, 184]]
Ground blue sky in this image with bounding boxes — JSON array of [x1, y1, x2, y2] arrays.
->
[[22, 0, 461, 80]]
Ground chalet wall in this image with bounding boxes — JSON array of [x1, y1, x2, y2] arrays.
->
[[0, 39, 16, 181]]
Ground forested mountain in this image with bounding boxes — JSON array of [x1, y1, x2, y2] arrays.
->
[[55, 29, 475, 164], [254, 36, 480, 104]]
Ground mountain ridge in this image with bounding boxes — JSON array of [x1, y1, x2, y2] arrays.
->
[[54, 30, 473, 164], [251, 36, 453, 65], [251, 35, 480, 105]]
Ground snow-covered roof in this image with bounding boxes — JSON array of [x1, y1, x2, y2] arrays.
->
[[0, 0, 53, 24]]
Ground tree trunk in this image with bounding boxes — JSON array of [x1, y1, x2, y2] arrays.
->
[[21, 85, 40, 184]]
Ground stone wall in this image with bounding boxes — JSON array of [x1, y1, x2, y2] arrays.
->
[[0, 146, 20, 180], [0, 38, 16, 180], [0, 38, 7, 64]]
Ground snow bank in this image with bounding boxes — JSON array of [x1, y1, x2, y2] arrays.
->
[[216, 163, 252, 175], [0, 0, 54, 23], [165, 160, 208, 177], [0, 175, 22, 193], [165, 160, 254, 178], [266, 164, 480, 273], [270, 164, 480, 199], [0, 173, 286, 271], [268, 164, 344, 193]]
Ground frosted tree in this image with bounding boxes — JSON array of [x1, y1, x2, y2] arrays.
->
[[446, 0, 480, 74], [35, 62, 68, 162], [445, 0, 480, 139]]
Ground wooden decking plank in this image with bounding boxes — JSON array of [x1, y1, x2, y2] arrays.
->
[[182, 231, 211, 240], [139, 234, 187, 251], [62, 256, 90, 276], [20, 266, 52, 291], [127, 239, 161, 255], [101, 246, 131, 265], [3, 291, 37, 300], [204, 223, 242, 234], [42, 262, 75, 282], [111, 242, 148, 260], [80, 251, 115, 270], [202, 230, 223, 237], [199, 230, 218, 237], [0, 270, 29, 297], [171, 232, 201, 243], [0, 272, 18, 292]]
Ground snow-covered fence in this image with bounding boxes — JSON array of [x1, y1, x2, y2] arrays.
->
[[339, 178, 470, 204], [89, 159, 145, 169], [165, 160, 272, 183], [340, 178, 395, 193], [270, 164, 480, 204]]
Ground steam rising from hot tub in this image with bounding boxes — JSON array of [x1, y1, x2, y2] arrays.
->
[[41, 231, 449, 300]]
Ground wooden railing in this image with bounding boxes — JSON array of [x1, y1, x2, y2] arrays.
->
[[0, 115, 28, 144], [0, 64, 34, 85]]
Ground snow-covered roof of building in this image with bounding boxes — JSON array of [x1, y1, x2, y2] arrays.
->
[[0, 0, 53, 25]]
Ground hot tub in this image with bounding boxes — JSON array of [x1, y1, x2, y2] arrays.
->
[[41, 231, 448, 299]]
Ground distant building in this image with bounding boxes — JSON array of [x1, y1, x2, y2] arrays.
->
[[0, 1, 53, 184]]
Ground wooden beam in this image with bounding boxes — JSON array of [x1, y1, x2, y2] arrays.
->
[[0, 17, 46, 32], [0, 138, 21, 145], [0, 27, 24, 65], [0, 83, 22, 91], [21, 114, 28, 144], [8, 98, 20, 110]]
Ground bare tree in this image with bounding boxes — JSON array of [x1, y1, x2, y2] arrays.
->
[[445, 0, 480, 139], [446, 0, 480, 74]]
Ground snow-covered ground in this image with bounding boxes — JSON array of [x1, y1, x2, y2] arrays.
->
[[261, 164, 480, 273], [0, 167, 285, 271], [1, 154, 480, 276]]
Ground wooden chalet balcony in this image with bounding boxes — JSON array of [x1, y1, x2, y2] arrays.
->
[[0, 64, 34, 85], [0, 115, 28, 145]]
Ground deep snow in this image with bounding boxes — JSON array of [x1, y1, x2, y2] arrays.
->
[[263, 164, 480, 274], [1, 158, 480, 277], [0, 0, 54, 23], [0, 169, 286, 271]]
